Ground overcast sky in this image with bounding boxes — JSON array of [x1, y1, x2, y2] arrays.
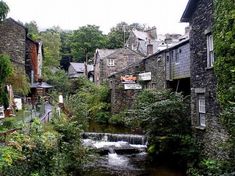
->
[[4, 0, 189, 34]]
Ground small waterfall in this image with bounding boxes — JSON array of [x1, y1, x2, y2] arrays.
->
[[82, 132, 147, 145]]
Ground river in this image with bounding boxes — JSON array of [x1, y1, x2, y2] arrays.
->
[[80, 122, 186, 176]]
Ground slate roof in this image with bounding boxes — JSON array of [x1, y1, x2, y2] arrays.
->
[[133, 29, 149, 40], [96, 49, 117, 58], [70, 62, 94, 73], [180, 0, 198, 22], [31, 82, 53, 88]]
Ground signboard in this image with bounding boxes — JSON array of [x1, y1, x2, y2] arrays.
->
[[36, 88, 44, 96], [138, 72, 151, 81], [124, 83, 142, 90], [0, 106, 5, 119], [121, 75, 137, 83], [14, 98, 22, 110]]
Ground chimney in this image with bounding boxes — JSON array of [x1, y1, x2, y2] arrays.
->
[[147, 43, 153, 56], [185, 26, 190, 34], [146, 27, 157, 39]]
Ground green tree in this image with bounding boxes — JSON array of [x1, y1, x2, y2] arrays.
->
[[40, 29, 61, 68], [60, 31, 73, 71], [66, 77, 110, 124], [0, 54, 13, 108], [132, 89, 197, 165], [25, 21, 39, 40], [70, 25, 106, 62], [0, 54, 12, 84], [45, 68, 71, 94], [106, 22, 147, 49], [6, 67, 30, 96], [0, 1, 9, 21]]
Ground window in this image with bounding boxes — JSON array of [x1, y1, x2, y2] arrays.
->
[[198, 94, 206, 127], [207, 34, 214, 67], [175, 49, 179, 64], [166, 55, 169, 62], [127, 56, 134, 65], [107, 59, 114, 66]]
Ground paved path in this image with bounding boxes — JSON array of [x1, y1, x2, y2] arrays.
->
[[40, 103, 52, 123]]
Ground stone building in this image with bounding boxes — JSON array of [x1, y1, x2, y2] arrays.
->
[[125, 27, 158, 56], [0, 18, 27, 72], [109, 35, 191, 114], [68, 62, 94, 81], [140, 50, 166, 90], [181, 0, 228, 158], [94, 48, 144, 85], [0, 18, 44, 83], [126, 27, 184, 56], [108, 61, 145, 114]]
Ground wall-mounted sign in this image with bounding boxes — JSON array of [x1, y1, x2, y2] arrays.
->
[[138, 72, 151, 81], [121, 75, 137, 83], [124, 83, 142, 90], [0, 106, 5, 119]]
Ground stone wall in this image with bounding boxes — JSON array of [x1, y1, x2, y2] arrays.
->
[[189, 0, 228, 159], [109, 61, 145, 114], [144, 51, 166, 90], [100, 48, 144, 84], [0, 18, 26, 72]]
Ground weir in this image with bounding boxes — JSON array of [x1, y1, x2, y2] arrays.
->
[[82, 132, 147, 155], [82, 132, 147, 145]]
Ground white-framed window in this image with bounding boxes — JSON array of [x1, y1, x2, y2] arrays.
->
[[175, 49, 179, 64], [198, 94, 206, 127], [207, 34, 214, 68], [107, 59, 114, 66]]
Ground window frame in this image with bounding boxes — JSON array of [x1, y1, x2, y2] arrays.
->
[[207, 34, 214, 68], [175, 49, 179, 64], [107, 58, 115, 66], [198, 94, 206, 127]]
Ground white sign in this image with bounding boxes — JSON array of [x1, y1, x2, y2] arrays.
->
[[14, 98, 22, 110], [124, 83, 142, 90], [138, 72, 151, 81], [0, 106, 5, 119]]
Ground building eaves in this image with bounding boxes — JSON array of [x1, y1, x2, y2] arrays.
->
[[6, 18, 27, 30], [180, 0, 198, 22], [143, 38, 189, 62], [70, 62, 93, 73], [97, 49, 117, 58], [108, 59, 144, 78]]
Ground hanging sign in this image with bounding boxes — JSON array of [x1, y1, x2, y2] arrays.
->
[[138, 72, 151, 81], [124, 83, 142, 90], [120, 75, 137, 83]]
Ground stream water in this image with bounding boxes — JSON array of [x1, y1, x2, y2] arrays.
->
[[80, 131, 186, 176]]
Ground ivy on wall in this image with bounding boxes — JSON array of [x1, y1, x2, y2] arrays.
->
[[214, 0, 235, 107], [213, 0, 235, 169]]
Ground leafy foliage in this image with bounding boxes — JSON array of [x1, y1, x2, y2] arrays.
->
[[0, 115, 88, 175], [0, 0, 9, 21], [214, 0, 235, 171], [65, 77, 110, 125], [44, 68, 71, 94], [0, 54, 13, 85], [106, 22, 147, 49], [40, 29, 62, 69], [70, 25, 106, 62], [131, 89, 197, 164], [6, 66, 30, 95], [25, 21, 39, 40], [0, 54, 13, 107]]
